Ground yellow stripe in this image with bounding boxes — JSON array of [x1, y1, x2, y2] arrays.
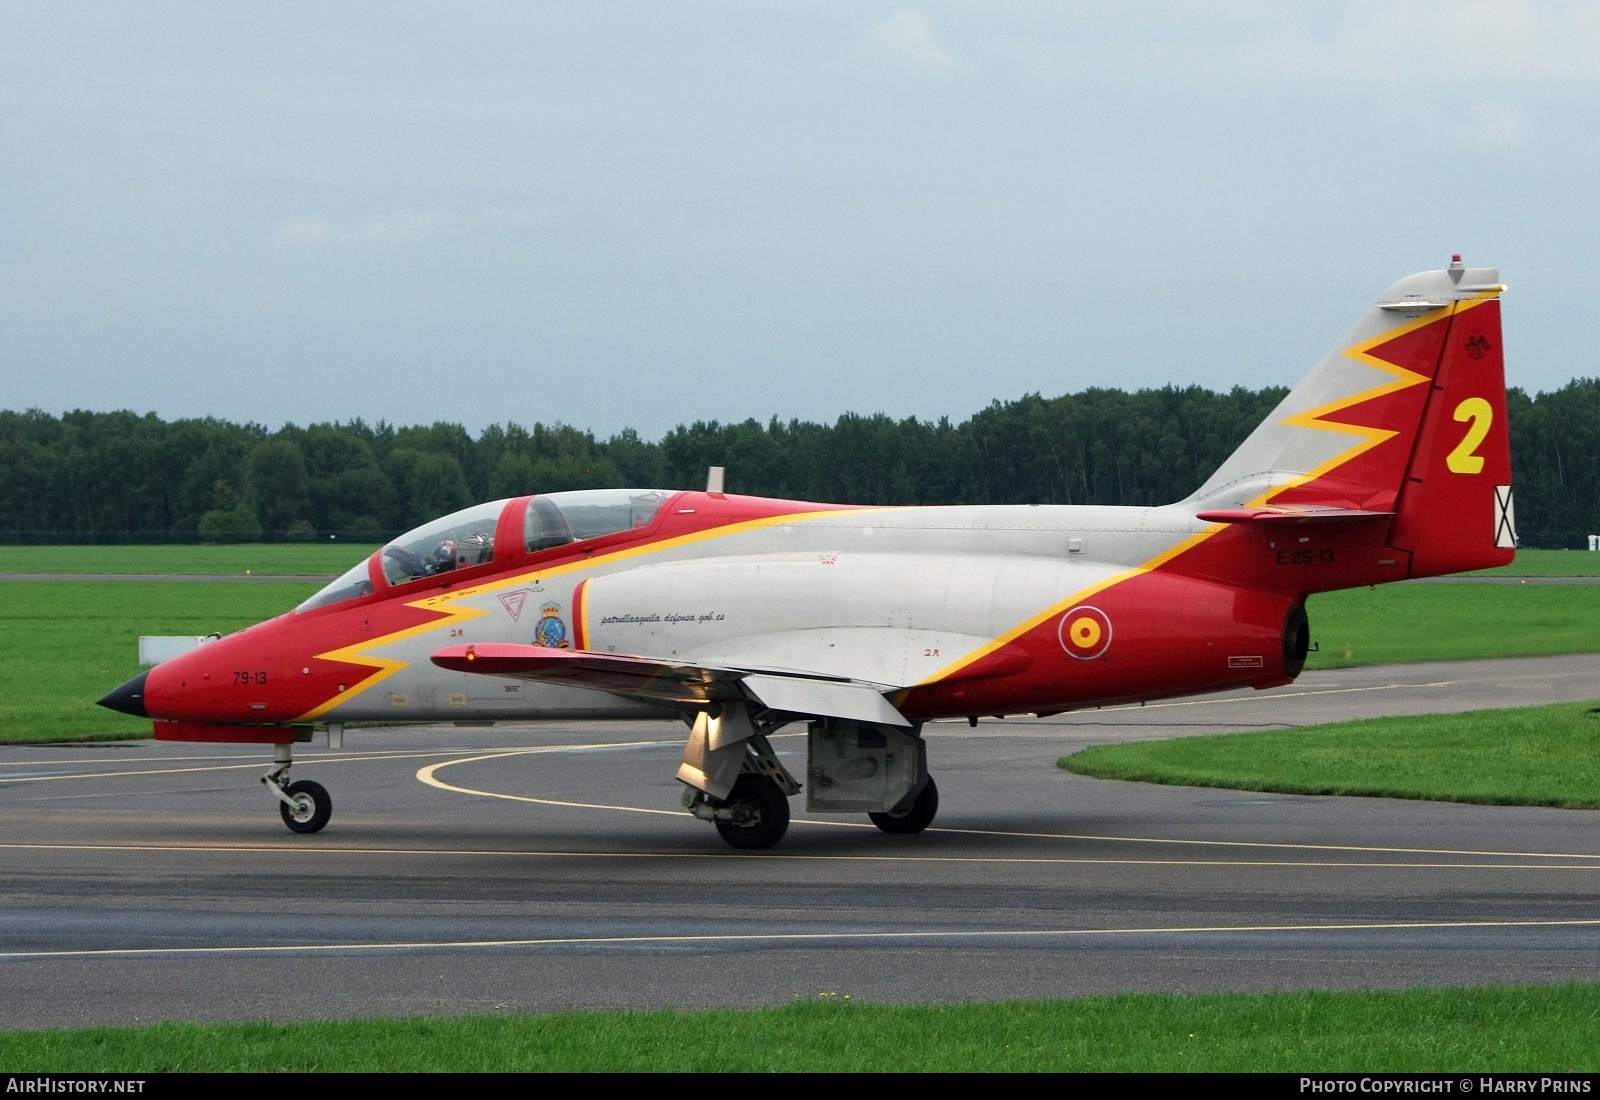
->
[[910, 524, 1224, 689], [300, 507, 897, 718], [917, 288, 1506, 691], [1252, 287, 1503, 508]]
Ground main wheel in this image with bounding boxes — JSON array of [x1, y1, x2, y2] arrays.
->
[[279, 779, 332, 834], [869, 776, 938, 834], [714, 773, 790, 850]]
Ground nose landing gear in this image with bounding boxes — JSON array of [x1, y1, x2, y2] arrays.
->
[[262, 743, 332, 834]]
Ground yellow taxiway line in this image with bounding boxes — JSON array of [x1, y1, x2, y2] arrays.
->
[[418, 750, 1600, 862]]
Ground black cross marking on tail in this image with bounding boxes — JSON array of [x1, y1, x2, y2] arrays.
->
[[1494, 485, 1517, 549]]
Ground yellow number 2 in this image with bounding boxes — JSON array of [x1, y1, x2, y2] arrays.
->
[[1446, 397, 1492, 474]]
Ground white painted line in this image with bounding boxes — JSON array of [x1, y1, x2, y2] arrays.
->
[[3, 739, 689, 769], [0, 840, 1592, 872], [0, 837, 1593, 869], [5, 916, 1599, 962], [0, 740, 681, 786], [918, 824, 1600, 860], [1092, 681, 1458, 713]]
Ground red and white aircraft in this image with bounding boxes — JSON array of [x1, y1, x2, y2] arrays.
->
[[101, 259, 1515, 848]]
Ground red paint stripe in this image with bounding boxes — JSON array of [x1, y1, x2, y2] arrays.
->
[[153, 721, 292, 744], [571, 579, 588, 651]]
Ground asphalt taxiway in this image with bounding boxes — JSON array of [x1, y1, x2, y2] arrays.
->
[[1, 654, 1596, 1028]]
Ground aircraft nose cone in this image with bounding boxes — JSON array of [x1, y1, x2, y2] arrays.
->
[[98, 671, 149, 718]]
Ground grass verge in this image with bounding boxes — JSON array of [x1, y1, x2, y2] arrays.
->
[[1468, 549, 1600, 577], [1305, 584, 1600, 668], [3, 985, 1598, 1072], [0, 582, 317, 742], [1060, 701, 1600, 809], [0, 544, 376, 576]]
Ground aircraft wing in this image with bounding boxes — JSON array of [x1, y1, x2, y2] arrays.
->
[[430, 644, 910, 727]]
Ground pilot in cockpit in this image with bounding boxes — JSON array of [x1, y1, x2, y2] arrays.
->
[[427, 540, 457, 575]]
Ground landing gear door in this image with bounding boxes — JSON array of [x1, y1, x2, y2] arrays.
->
[[806, 720, 927, 813]]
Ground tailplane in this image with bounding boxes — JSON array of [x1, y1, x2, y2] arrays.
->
[[1189, 257, 1514, 578]]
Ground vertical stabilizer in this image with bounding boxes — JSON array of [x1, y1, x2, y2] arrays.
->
[[1188, 260, 1512, 578], [1385, 288, 1514, 576]]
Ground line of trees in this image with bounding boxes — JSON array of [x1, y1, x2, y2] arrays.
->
[[1, 379, 1596, 547]]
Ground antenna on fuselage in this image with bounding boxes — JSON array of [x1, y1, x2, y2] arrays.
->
[[706, 466, 725, 494]]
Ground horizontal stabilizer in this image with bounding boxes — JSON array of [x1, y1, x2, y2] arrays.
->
[[1196, 506, 1395, 525], [431, 644, 909, 725]]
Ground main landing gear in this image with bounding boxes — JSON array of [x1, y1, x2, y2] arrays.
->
[[868, 775, 938, 835], [681, 726, 800, 850], [678, 708, 939, 850], [262, 742, 332, 834], [711, 773, 791, 850]]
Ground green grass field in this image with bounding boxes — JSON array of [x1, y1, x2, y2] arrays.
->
[[4, 985, 1596, 1072], [0, 544, 376, 576], [0, 582, 317, 742], [1305, 584, 1600, 668], [1061, 700, 1600, 808], [1469, 549, 1600, 577]]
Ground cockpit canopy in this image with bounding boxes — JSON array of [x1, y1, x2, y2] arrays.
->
[[379, 499, 506, 587], [525, 488, 669, 548], [295, 489, 672, 613]]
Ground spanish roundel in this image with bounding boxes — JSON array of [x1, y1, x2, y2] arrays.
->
[[1058, 605, 1112, 660]]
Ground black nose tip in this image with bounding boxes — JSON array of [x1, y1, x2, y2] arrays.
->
[[98, 671, 149, 718]]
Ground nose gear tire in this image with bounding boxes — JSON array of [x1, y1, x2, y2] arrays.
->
[[279, 779, 332, 834], [714, 773, 790, 850]]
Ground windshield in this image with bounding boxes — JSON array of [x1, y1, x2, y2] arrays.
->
[[380, 499, 508, 586], [525, 489, 669, 551], [297, 557, 375, 613], [295, 490, 669, 611]]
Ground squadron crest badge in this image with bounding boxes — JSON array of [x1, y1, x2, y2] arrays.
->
[[532, 602, 571, 649]]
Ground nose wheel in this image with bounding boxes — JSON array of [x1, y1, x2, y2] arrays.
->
[[262, 744, 332, 834], [277, 779, 332, 834]]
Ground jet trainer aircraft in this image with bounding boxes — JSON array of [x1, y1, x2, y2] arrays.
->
[[100, 259, 1515, 848]]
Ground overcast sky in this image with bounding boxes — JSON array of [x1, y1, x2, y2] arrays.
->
[[3, 2, 1597, 439]]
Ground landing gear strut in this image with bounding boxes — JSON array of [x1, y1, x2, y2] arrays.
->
[[262, 743, 332, 834]]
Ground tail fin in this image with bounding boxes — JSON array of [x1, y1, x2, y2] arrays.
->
[[1189, 259, 1514, 578]]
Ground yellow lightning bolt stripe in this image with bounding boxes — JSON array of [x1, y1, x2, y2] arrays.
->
[[296, 506, 897, 720], [1246, 287, 1501, 509], [910, 288, 1504, 693], [295, 597, 494, 720], [903, 524, 1225, 695]]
